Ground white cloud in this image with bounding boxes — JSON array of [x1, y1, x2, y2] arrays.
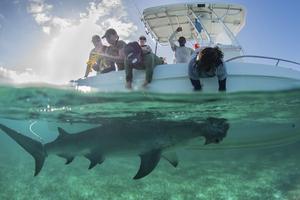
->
[[0, 67, 41, 84], [82, 0, 137, 39], [52, 17, 72, 29], [35, 13, 51, 24], [42, 26, 51, 34], [27, 0, 71, 34], [27, 0, 137, 37], [27, 0, 52, 14]]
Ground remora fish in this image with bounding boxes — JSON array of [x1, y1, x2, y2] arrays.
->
[[0, 117, 229, 179]]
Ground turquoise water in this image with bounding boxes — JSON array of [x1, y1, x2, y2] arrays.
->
[[0, 85, 300, 199]]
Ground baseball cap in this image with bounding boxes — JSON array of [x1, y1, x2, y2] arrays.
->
[[102, 28, 117, 39], [139, 36, 146, 40]]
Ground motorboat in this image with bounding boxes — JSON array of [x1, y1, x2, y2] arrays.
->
[[74, 2, 300, 93]]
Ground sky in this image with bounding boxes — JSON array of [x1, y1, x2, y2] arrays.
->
[[0, 0, 299, 84]]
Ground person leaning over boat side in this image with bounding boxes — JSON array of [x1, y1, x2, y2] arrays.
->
[[101, 28, 127, 71], [124, 38, 164, 89], [169, 27, 194, 63], [188, 47, 227, 91], [84, 35, 113, 78]]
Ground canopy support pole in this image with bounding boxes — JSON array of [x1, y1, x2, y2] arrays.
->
[[188, 8, 212, 45], [209, 6, 241, 48]]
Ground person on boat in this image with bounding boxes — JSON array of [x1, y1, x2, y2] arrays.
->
[[84, 35, 113, 78], [124, 39, 163, 89], [138, 35, 152, 55], [169, 27, 194, 63], [101, 28, 127, 71], [188, 46, 227, 91], [193, 43, 203, 53]]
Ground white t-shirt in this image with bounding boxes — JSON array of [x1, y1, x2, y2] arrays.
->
[[169, 31, 194, 63]]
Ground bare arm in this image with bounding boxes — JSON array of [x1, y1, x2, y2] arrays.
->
[[96, 52, 124, 63], [101, 42, 126, 63], [84, 66, 90, 77], [118, 47, 125, 61], [84, 51, 94, 77], [169, 27, 182, 51], [169, 31, 177, 51]]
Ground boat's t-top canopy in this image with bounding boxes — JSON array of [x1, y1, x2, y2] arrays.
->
[[142, 3, 246, 46]]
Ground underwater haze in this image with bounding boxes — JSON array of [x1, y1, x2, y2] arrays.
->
[[0, 85, 300, 199]]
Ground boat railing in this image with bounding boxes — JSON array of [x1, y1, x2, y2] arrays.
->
[[226, 55, 300, 68]]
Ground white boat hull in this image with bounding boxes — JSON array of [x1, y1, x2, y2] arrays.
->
[[75, 62, 300, 93]]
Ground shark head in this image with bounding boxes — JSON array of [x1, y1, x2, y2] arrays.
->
[[202, 117, 229, 145]]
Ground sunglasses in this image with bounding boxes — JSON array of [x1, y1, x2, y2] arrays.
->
[[139, 37, 146, 41]]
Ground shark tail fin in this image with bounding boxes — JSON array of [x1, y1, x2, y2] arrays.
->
[[0, 124, 47, 176]]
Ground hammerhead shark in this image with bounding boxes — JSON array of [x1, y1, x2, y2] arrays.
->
[[0, 117, 229, 179]]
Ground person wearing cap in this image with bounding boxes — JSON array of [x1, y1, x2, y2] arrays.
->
[[84, 35, 112, 77], [101, 28, 127, 70], [138, 36, 152, 55], [169, 27, 194, 63], [125, 36, 163, 89]]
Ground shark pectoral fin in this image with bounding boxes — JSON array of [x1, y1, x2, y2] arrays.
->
[[65, 157, 74, 165], [98, 159, 104, 164], [133, 149, 162, 180], [162, 152, 179, 168], [85, 153, 104, 170], [88, 160, 98, 170], [57, 154, 75, 165]]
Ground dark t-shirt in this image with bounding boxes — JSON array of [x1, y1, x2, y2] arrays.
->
[[107, 40, 127, 70]]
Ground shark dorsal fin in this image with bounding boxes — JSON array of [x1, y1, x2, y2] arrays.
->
[[57, 127, 69, 139]]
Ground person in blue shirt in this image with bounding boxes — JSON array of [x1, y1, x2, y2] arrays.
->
[[188, 47, 227, 91]]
